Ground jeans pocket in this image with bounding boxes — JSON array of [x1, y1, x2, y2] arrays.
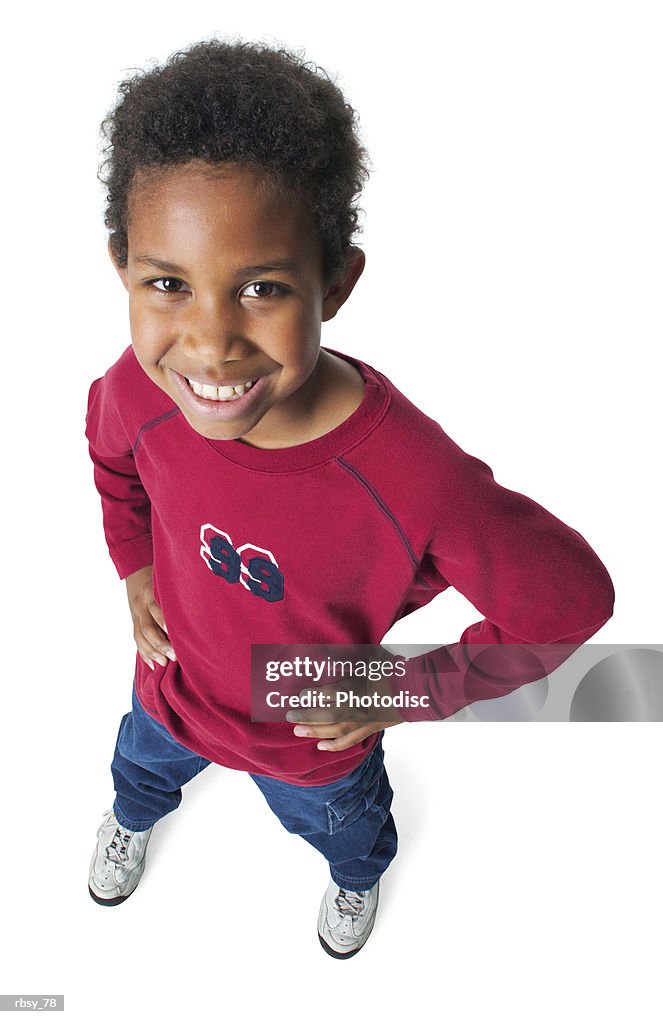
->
[[325, 753, 385, 836]]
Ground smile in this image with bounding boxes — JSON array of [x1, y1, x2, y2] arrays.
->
[[185, 376, 257, 402], [170, 368, 267, 422]]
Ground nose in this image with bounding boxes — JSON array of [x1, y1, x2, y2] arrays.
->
[[181, 292, 252, 365]]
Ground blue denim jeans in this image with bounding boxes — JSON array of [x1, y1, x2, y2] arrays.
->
[[111, 686, 398, 890]]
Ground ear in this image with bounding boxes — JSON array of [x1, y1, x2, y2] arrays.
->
[[108, 239, 130, 292], [321, 247, 366, 322]]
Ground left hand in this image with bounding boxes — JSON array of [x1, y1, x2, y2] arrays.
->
[[288, 713, 402, 752], [285, 646, 405, 751]]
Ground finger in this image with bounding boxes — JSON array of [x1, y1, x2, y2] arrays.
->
[[147, 603, 176, 662], [286, 697, 371, 726], [316, 726, 376, 752], [134, 634, 159, 672], [138, 649, 155, 672], [291, 720, 366, 739], [286, 707, 348, 726], [289, 714, 341, 727], [149, 600, 169, 635], [134, 615, 177, 667]]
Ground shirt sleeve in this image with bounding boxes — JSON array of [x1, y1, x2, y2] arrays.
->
[[85, 375, 154, 580], [398, 449, 615, 721]]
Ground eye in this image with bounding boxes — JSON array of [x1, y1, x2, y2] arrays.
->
[[242, 281, 285, 299], [147, 277, 190, 296]]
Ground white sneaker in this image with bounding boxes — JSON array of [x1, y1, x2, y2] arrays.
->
[[88, 809, 153, 906], [317, 879, 380, 958]]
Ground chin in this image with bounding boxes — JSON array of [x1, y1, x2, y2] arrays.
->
[[186, 415, 255, 443]]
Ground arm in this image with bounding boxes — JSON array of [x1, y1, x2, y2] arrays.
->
[[85, 375, 153, 580], [85, 374, 175, 668], [398, 451, 615, 721]]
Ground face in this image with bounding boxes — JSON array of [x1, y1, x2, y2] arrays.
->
[[111, 160, 364, 447]]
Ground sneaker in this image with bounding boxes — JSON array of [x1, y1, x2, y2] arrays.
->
[[317, 879, 380, 958], [88, 809, 153, 907]]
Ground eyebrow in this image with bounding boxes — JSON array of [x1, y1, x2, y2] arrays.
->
[[134, 255, 300, 276]]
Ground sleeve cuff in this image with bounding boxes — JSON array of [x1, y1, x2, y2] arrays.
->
[[109, 534, 154, 580]]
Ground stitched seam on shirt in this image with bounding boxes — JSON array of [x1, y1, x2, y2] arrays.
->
[[335, 456, 431, 588], [196, 378, 393, 475], [133, 406, 181, 455], [113, 533, 153, 551]]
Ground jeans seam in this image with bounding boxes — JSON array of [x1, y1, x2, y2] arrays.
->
[[113, 807, 156, 832], [326, 765, 384, 835], [331, 869, 383, 888]]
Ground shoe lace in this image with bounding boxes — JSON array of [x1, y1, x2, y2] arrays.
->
[[335, 889, 367, 919], [106, 825, 133, 865]]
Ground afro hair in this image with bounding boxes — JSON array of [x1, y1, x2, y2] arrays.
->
[[98, 37, 372, 287]]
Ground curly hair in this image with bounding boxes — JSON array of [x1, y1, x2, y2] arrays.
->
[[98, 37, 371, 287]]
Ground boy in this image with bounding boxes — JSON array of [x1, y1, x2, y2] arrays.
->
[[85, 38, 615, 958]]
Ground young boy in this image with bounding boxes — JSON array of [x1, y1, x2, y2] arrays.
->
[[85, 38, 615, 958]]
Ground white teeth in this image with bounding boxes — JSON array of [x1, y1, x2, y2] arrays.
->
[[186, 378, 256, 401]]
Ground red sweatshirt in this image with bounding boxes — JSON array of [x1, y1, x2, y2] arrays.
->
[[85, 344, 615, 783]]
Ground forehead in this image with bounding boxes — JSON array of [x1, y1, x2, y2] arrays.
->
[[127, 160, 319, 264]]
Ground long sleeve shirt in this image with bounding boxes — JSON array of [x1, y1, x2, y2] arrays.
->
[[85, 343, 615, 783]]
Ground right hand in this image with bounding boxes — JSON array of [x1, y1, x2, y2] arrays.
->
[[125, 564, 177, 671]]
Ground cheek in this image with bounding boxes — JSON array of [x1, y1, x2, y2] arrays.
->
[[274, 333, 321, 378], [274, 306, 321, 358], [129, 306, 170, 358]]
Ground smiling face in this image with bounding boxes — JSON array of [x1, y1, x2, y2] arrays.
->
[[110, 160, 365, 447]]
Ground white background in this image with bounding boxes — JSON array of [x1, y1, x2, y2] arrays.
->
[[1, 1, 661, 1021]]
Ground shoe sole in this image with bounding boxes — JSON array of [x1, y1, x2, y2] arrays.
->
[[88, 860, 145, 907], [88, 885, 137, 907], [318, 932, 365, 959]]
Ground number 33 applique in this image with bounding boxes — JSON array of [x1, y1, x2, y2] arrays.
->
[[200, 523, 284, 603]]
